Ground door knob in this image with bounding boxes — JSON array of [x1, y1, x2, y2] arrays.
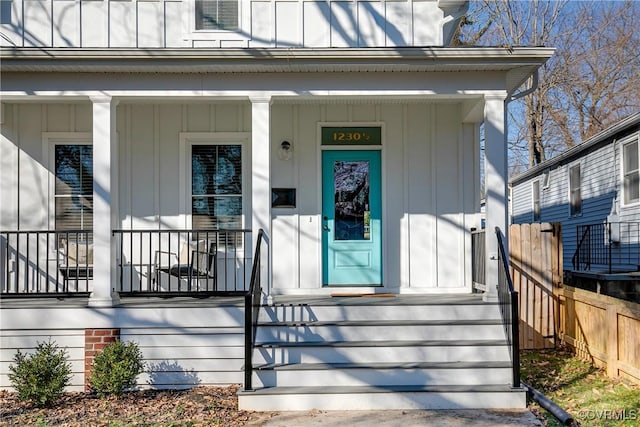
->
[[323, 225, 330, 231]]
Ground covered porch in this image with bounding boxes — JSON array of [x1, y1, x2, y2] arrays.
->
[[0, 47, 554, 302]]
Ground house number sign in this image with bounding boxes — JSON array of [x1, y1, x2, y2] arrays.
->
[[322, 127, 382, 146]]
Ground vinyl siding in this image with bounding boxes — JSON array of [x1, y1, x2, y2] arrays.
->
[[0, 304, 246, 390]]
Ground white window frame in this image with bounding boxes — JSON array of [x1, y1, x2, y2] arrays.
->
[[621, 134, 640, 207], [179, 132, 250, 233], [182, 0, 249, 41], [43, 132, 93, 230], [532, 179, 541, 222], [568, 163, 582, 217]]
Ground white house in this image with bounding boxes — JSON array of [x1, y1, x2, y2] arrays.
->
[[0, 0, 552, 410]]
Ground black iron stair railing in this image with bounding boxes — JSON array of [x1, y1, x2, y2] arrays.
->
[[244, 229, 266, 392], [495, 227, 520, 388]]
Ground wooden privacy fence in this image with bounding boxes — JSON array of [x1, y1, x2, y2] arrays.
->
[[556, 285, 640, 384], [509, 223, 562, 350], [509, 222, 640, 384]]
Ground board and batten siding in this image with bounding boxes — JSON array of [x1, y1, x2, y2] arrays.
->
[[0, 103, 93, 230], [1, 100, 479, 293], [0, 304, 246, 390], [0, 102, 252, 231], [0, 0, 452, 49], [270, 102, 480, 292], [511, 142, 618, 271]]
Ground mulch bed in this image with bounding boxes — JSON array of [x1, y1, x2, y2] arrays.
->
[[0, 385, 271, 426]]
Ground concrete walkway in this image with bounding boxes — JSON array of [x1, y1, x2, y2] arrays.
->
[[250, 409, 543, 426]]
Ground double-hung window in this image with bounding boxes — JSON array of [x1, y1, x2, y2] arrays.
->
[[191, 144, 242, 231], [569, 164, 582, 216], [55, 145, 93, 231], [195, 0, 238, 31], [623, 140, 640, 205]]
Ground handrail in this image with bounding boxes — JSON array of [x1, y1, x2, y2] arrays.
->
[[1, 229, 93, 296], [244, 229, 266, 392], [572, 226, 591, 271], [112, 229, 251, 295], [495, 226, 520, 388]]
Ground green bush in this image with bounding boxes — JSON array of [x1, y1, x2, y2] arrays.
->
[[8, 339, 72, 407], [89, 340, 145, 396]]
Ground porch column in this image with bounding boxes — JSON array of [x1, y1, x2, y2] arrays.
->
[[250, 96, 272, 297], [89, 96, 119, 307], [483, 94, 508, 302]]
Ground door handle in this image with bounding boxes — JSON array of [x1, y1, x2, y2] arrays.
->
[[323, 225, 330, 231], [323, 216, 329, 231]]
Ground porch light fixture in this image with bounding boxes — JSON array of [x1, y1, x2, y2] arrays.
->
[[279, 140, 293, 161]]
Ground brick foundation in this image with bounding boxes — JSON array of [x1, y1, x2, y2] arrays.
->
[[85, 328, 120, 391]]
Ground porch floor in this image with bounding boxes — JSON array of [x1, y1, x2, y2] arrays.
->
[[0, 293, 486, 308]]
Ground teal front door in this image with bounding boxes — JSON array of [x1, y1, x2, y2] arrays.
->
[[322, 150, 382, 286]]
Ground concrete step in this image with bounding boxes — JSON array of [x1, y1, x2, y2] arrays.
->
[[256, 321, 506, 342], [238, 384, 527, 411], [258, 302, 501, 323], [253, 340, 511, 364], [252, 361, 513, 388]]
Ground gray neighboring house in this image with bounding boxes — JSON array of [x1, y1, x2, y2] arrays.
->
[[510, 113, 640, 275]]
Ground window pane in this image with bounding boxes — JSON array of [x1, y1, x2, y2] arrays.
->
[[215, 145, 242, 194], [334, 160, 370, 241], [533, 181, 541, 221], [55, 196, 93, 230], [55, 145, 93, 230], [624, 142, 639, 173], [192, 196, 241, 229], [570, 165, 581, 215], [195, 0, 238, 30], [192, 146, 216, 196], [55, 146, 93, 196], [191, 144, 242, 232], [625, 172, 640, 203]]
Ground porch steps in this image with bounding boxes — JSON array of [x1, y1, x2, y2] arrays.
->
[[238, 295, 526, 410]]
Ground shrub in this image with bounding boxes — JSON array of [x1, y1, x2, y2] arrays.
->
[[89, 340, 145, 396], [8, 339, 72, 407]]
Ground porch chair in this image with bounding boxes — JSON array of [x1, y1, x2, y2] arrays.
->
[[58, 239, 94, 287], [153, 240, 217, 292]]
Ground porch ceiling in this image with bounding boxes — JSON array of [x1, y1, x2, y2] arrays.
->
[[1, 47, 553, 94]]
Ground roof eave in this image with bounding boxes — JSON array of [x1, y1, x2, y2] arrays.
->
[[0, 46, 554, 73], [510, 112, 640, 185]]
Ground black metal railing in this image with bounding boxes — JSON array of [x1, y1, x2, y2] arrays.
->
[[495, 227, 520, 388], [471, 228, 486, 291], [572, 225, 592, 271], [244, 229, 266, 392], [113, 229, 252, 296], [572, 222, 640, 273], [1, 230, 93, 297]]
